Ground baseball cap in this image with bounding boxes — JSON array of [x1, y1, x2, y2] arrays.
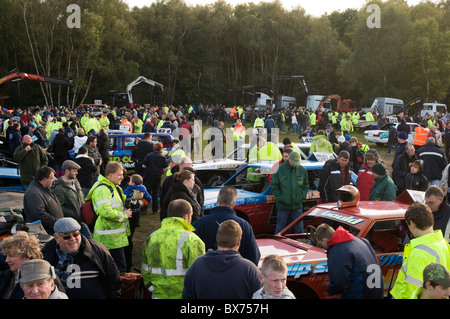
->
[[18, 259, 56, 284], [289, 152, 301, 166], [423, 263, 450, 287]]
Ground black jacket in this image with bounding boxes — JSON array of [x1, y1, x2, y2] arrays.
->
[[42, 235, 121, 299], [318, 158, 351, 203], [74, 154, 98, 188], [433, 200, 450, 237], [23, 180, 64, 235]]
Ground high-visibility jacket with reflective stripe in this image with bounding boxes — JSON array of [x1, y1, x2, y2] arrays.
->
[[390, 230, 450, 299], [414, 127, 429, 146], [86, 175, 130, 250], [141, 217, 205, 299], [233, 124, 246, 141]]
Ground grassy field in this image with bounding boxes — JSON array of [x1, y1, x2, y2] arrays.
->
[[131, 120, 395, 272]]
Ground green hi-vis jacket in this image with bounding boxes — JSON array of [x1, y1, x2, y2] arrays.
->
[[141, 217, 205, 299], [86, 175, 130, 250]]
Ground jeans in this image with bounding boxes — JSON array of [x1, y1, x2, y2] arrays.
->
[[275, 206, 305, 235], [109, 247, 127, 273]]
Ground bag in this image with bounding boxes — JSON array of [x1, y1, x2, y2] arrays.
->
[[120, 272, 144, 299], [81, 184, 114, 232]]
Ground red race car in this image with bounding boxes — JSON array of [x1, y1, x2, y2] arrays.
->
[[256, 187, 424, 299]]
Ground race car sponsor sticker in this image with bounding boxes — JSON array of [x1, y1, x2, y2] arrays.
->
[[318, 211, 364, 225]]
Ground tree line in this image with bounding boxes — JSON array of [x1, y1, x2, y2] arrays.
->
[[0, 0, 449, 110]]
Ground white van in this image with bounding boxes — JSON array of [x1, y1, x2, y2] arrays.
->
[[420, 102, 447, 118]]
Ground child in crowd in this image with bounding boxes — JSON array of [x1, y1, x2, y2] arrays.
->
[[404, 159, 428, 192], [123, 174, 152, 272]]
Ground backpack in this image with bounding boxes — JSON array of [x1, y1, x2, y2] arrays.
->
[[81, 184, 114, 232]]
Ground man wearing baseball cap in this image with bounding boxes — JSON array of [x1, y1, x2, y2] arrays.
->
[[18, 259, 68, 299], [410, 263, 450, 299], [271, 151, 309, 234]]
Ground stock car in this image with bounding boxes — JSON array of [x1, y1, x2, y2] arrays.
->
[[107, 132, 173, 171], [203, 156, 358, 235], [256, 188, 425, 299], [364, 122, 419, 146], [195, 141, 313, 187]]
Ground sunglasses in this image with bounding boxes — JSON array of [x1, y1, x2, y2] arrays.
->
[[60, 232, 80, 241]]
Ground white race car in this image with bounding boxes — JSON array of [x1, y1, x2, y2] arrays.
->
[[364, 122, 419, 146]]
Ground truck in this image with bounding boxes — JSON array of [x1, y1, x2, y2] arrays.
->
[[307, 94, 357, 113], [244, 85, 297, 112], [420, 102, 447, 117], [362, 97, 404, 115]]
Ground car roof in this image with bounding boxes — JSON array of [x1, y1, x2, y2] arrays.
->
[[308, 201, 409, 223]]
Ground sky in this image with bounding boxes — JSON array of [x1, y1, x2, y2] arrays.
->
[[124, 0, 426, 17]]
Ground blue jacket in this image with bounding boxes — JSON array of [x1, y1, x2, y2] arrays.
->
[[417, 142, 447, 181], [182, 249, 261, 299], [123, 184, 152, 202], [192, 206, 261, 265], [326, 227, 384, 299]]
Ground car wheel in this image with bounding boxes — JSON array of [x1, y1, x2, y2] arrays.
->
[[207, 175, 228, 187]]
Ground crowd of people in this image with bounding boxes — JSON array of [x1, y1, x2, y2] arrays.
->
[[1, 102, 450, 300]]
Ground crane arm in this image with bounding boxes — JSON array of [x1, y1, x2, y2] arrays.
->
[[0, 68, 74, 87], [126, 76, 164, 104]]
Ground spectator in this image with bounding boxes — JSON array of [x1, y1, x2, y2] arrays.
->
[[271, 151, 309, 234], [424, 186, 450, 241], [18, 259, 68, 299], [404, 159, 428, 192], [160, 169, 202, 222], [386, 124, 397, 155], [142, 199, 205, 299], [85, 162, 132, 273], [53, 160, 90, 236], [0, 231, 43, 299], [193, 186, 261, 265], [42, 217, 121, 299], [410, 263, 450, 299], [73, 128, 87, 154], [97, 129, 110, 176], [369, 163, 396, 201], [392, 144, 417, 196], [142, 142, 169, 214], [28, 123, 44, 147], [417, 137, 447, 186], [182, 220, 260, 299], [48, 128, 71, 177], [23, 166, 64, 235], [427, 125, 443, 147], [391, 202, 450, 299], [318, 150, 351, 203], [252, 254, 295, 299], [8, 122, 22, 154], [392, 132, 408, 167], [309, 130, 334, 154], [349, 137, 365, 174], [131, 132, 153, 176], [86, 135, 102, 177], [74, 146, 97, 198], [314, 223, 383, 299], [13, 134, 48, 190], [356, 151, 379, 201], [123, 174, 152, 271], [440, 162, 450, 204]]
